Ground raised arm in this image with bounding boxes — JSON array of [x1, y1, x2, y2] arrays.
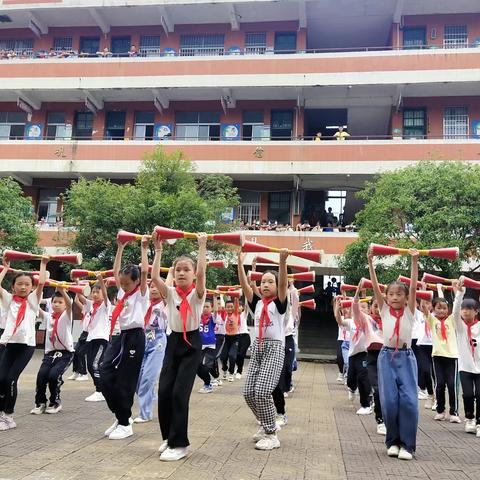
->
[[452, 279, 465, 327], [95, 274, 109, 307], [57, 286, 73, 317], [165, 266, 174, 288], [140, 236, 149, 296], [237, 251, 253, 303], [0, 259, 10, 299], [113, 239, 126, 287], [74, 292, 86, 310], [277, 249, 288, 303], [35, 256, 50, 302], [353, 279, 368, 329], [195, 233, 207, 299], [408, 249, 419, 314], [150, 232, 168, 300], [333, 296, 346, 327], [367, 247, 384, 310]]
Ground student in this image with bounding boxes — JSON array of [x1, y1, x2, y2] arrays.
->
[[213, 296, 225, 386], [235, 303, 251, 379], [31, 288, 74, 414], [197, 298, 221, 394], [368, 247, 419, 461], [336, 325, 347, 382], [78, 275, 110, 402], [68, 296, 90, 381], [421, 295, 460, 423], [101, 236, 149, 440], [237, 249, 288, 451], [0, 256, 48, 430], [221, 298, 240, 381], [151, 232, 207, 462], [453, 278, 480, 435], [284, 282, 300, 395], [134, 274, 171, 423], [334, 292, 372, 415]]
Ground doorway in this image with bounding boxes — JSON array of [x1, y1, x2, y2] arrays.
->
[[304, 108, 347, 140]]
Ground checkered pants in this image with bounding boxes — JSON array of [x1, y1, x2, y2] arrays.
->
[[243, 338, 285, 434]]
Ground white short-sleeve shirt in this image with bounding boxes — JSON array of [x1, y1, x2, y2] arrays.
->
[[165, 286, 205, 332], [45, 310, 74, 353], [85, 299, 111, 341], [116, 287, 150, 331]]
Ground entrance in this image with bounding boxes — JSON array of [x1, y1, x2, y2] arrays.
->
[[304, 108, 347, 140]]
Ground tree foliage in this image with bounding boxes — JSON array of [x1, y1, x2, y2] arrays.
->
[[63, 148, 240, 287], [0, 177, 38, 253], [339, 161, 480, 283]]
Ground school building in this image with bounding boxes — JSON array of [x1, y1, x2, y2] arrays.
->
[[0, 0, 479, 352]]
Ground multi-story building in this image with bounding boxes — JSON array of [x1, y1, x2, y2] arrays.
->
[[0, 0, 479, 351]]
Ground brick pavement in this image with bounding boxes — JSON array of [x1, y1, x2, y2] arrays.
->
[[0, 351, 478, 480]]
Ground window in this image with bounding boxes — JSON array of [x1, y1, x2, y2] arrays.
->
[[444, 25, 468, 48], [0, 38, 33, 55], [73, 111, 93, 139], [271, 110, 293, 140], [242, 111, 264, 140], [80, 37, 100, 55], [274, 32, 296, 54], [325, 190, 347, 225], [140, 35, 160, 57], [179, 34, 224, 56], [53, 37, 72, 53], [46, 112, 69, 140], [111, 36, 131, 56], [245, 32, 266, 54], [105, 111, 126, 140], [238, 190, 261, 225], [268, 192, 290, 224], [175, 111, 221, 140], [37, 189, 59, 225], [403, 108, 426, 139], [443, 106, 468, 139], [403, 27, 426, 49], [134, 112, 155, 140], [0, 111, 27, 139]]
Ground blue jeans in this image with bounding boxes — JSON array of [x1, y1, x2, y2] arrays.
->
[[378, 347, 418, 453], [341, 341, 350, 376], [136, 330, 167, 420]]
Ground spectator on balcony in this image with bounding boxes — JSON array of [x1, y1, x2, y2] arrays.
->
[[19, 50, 30, 59], [97, 47, 113, 58], [0, 49, 6, 60], [285, 223, 294, 231], [128, 45, 138, 57], [322, 223, 335, 232], [314, 132, 322, 142], [334, 126, 350, 141], [7, 50, 17, 60], [260, 220, 269, 231], [311, 222, 322, 232], [326, 207, 336, 225]]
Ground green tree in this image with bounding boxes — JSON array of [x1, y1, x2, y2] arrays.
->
[[0, 177, 38, 253], [339, 161, 480, 283], [63, 148, 239, 288]]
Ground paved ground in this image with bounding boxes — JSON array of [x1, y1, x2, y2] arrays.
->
[[1, 351, 479, 480]]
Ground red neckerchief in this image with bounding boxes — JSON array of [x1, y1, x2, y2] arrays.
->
[[12, 295, 28, 336], [464, 319, 478, 361], [201, 313, 210, 325], [389, 306, 405, 350], [175, 284, 196, 345], [110, 285, 140, 336], [437, 315, 448, 342], [144, 299, 162, 329], [51, 312, 67, 350], [371, 313, 382, 331], [259, 296, 276, 344], [87, 301, 102, 329]]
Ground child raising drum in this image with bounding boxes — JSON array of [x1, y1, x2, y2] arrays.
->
[[237, 249, 288, 451], [0, 255, 48, 430], [151, 231, 207, 462], [368, 247, 419, 461]]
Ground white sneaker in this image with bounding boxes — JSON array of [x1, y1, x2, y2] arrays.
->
[[159, 447, 188, 461], [30, 404, 46, 415], [348, 390, 356, 401], [85, 392, 105, 402], [434, 412, 446, 421], [283, 392, 289, 398], [387, 445, 400, 457], [133, 417, 152, 423], [449, 415, 461, 424], [356, 406, 373, 415], [398, 447, 413, 461], [465, 419, 476, 433], [431, 401, 437, 411], [109, 423, 133, 440], [275, 414, 288, 427], [376, 423, 387, 436], [336, 373, 344, 383], [67, 372, 80, 380], [104, 418, 132, 437], [222, 372, 227, 380], [288, 385, 295, 394], [417, 390, 428, 400], [228, 374, 234, 382], [158, 440, 168, 454], [211, 379, 223, 387], [45, 404, 62, 414], [476, 425, 480, 438], [255, 433, 280, 450], [253, 427, 266, 442], [425, 396, 434, 409], [75, 374, 89, 382], [0, 415, 16, 431], [235, 373, 242, 380]]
